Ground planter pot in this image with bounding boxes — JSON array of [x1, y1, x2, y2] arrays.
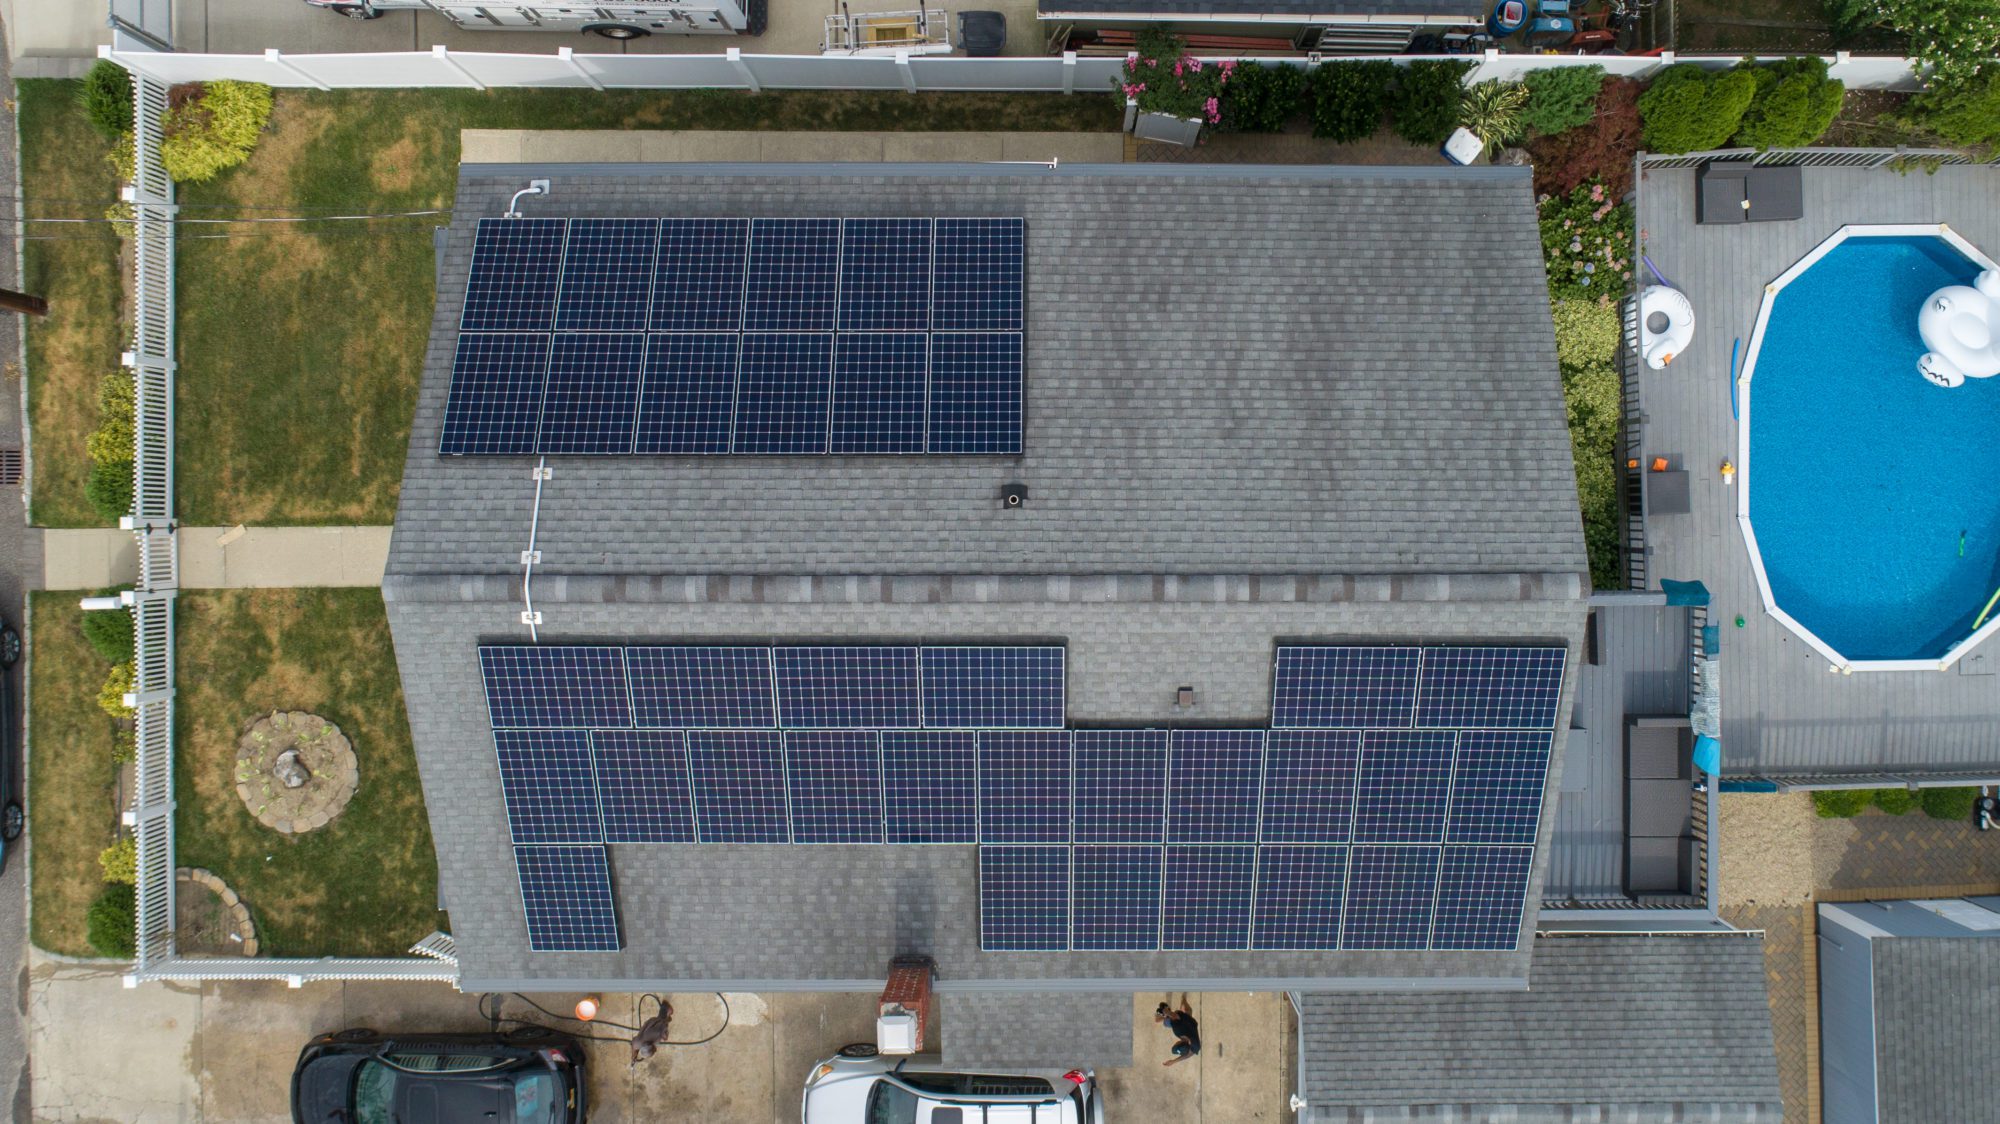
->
[[1134, 110, 1203, 147]]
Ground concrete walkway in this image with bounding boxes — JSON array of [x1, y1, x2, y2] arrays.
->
[[462, 129, 1126, 166], [41, 526, 392, 591]]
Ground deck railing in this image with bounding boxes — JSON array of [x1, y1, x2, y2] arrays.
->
[[1639, 145, 1997, 171]]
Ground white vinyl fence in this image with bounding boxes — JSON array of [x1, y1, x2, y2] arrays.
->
[[102, 41, 1931, 93]]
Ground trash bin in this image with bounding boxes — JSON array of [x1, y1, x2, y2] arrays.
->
[[958, 10, 1005, 56]]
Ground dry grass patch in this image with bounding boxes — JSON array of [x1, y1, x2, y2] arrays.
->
[[27, 592, 124, 956]]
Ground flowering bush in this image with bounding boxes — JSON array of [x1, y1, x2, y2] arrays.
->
[[1538, 181, 1633, 302], [1115, 29, 1234, 126]]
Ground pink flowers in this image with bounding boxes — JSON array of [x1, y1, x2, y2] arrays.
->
[[1120, 82, 1148, 98], [1204, 96, 1221, 124], [1589, 183, 1605, 202]]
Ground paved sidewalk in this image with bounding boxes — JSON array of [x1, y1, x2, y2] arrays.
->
[[462, 129, 1126, 165], [41, 526, 392, 590]]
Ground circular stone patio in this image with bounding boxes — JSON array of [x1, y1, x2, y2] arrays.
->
[[234, 710, 358, 834]]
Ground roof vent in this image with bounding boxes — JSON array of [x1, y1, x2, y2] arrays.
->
[[1000, 483, 1027, 509], [1176, 685, 1197, 709]]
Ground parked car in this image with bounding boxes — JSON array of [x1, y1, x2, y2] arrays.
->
[[0, 621, 23, 875], [802, 1044, 1104, 1123], [291, 1027, 587, 1124]]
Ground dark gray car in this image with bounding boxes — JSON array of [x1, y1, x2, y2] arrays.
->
[[291, 1027, 588, 1124]]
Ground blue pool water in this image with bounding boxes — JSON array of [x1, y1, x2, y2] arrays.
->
[[1749, 235, 2000, 661]]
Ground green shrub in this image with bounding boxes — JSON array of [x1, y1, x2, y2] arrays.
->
[[106, 132, 135, 185], [1735, 57, 1845, 149], [1551, 299, 1621, 368], [1523, 64, 1607, 136], [1220, 62, 1305, 133], [1461, 81, 1530, 157], [1837, 0, 2000, 91], [85, 458, 134, 523], [81, 594, 135, 663], [112, 726, 138, 765], [98, 661, 135, 719], [1813, 789, 1871, 817], [1899, 68, 2000, 149], [86, 883, 136, 959], [81, 60, 134, 139], [160, 80, 274, 183], [1639, 64, 1757, 154], [1871, 787, 1917, 815], [1308, 60, 1396, 142], [98, 837, 138, 885], [1539, 181, 1634, 301], [1391, 60, 1472, 146], [86, 371, 135, 466], [1920, 786, 1980, 821]]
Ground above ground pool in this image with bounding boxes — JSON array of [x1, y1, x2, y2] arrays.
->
[[1741, 226, 2000, 669]]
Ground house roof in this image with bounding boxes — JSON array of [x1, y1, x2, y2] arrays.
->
[[1296, 935, 1785, 1123], [1872, 937, 2000, 1124], [1036, 0, 1483, 21]]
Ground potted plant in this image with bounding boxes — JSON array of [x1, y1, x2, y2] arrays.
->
[[1117, 29, 1234, 146]]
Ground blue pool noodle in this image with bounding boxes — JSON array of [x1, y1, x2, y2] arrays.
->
[[1729, 337, 1740, 420]]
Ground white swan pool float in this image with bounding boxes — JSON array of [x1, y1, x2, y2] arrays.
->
[[1638, 285, 1695, 370], [1918, 269, 2000, 388]]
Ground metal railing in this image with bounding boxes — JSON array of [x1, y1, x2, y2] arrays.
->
[[1618, 293, 1647, 592], [1640, 145, 2000, 170]]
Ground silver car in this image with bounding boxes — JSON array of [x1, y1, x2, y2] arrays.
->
[[802, 1045, 1104, 1123]]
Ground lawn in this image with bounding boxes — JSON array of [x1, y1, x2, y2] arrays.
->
[[18, 80, 124, 528], [175, 89, 1120, 525], [173, 588, 441, 957], [27, 592, 126, 957]]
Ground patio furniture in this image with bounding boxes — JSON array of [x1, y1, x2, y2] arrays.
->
[[1625, 716, 1697, 897], [1647, 469, 1690, 515], [1697, 161, 1805, 224]]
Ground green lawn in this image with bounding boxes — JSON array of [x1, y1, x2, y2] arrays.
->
[[175, 89, 1120, 525], [172, 588, 441, 957], [18, 80, 124, 528], [27, 592, 125, 956]]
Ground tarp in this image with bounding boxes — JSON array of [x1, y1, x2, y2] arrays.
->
[[1661, 579, 1711, 607]]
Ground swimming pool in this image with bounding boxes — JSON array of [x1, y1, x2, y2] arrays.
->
[[1740, 226, 2000, 670]]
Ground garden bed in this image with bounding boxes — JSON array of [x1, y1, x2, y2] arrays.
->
[[26, 592, 126, 956], [174, 89, 1119, 526], [173, 588, 440, 957]]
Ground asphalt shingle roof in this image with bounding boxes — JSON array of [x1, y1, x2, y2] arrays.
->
[[1297, 935, 1785, 1122], [1872, 937, 2000, 1124]]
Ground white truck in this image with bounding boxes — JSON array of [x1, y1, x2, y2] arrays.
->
[[300, 0, 766, 38]]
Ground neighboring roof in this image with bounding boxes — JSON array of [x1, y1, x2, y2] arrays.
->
[[387, 163, 1584, 585], [1296, 935, 1784, 1122], [1871, 937, 2000, 1124], [1036, 0, 1481, 19], [941, 992, 1134, 1069]]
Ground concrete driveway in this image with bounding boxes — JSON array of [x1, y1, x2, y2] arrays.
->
[[29, 961, 1292, 1122]]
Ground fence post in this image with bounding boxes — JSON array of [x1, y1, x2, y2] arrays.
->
[[558, 47, 605, 91], [264, 49, 332, 91], [727, 47, 762, 93], [895, 50, 917, 93], [1062, 50, 1077, 95], [432, 45, 486, 90], [1123, 95, 1138, 134], [1471, 47, 1500, 85]]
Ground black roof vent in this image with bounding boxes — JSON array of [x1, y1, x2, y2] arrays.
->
[[1001, 483, 1027, 509]]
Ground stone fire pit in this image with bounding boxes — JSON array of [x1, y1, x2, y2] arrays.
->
[[234, 710, 357, 833]]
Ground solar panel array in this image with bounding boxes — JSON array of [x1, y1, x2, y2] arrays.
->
[[479, 643, 1564, 955], [441, 216, 1026, 457]]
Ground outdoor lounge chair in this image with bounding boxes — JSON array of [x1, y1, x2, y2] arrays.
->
[[1696, 161, 1804, 224]]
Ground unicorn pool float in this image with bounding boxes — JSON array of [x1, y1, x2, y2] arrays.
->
[[1917, 268, 2000, 388]]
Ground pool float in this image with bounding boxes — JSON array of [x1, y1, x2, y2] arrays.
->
[[1917, 269, 2000, 388], [1638, 285, 1695, 369]]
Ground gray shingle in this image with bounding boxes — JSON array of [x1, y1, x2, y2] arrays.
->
[[1872, 937, 2000, 1124], [1298, 935, 1784, 1122]]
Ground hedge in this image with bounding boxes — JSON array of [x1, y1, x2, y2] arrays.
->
[[86, 883, 136, 958], [1638, 64, 1757, 154]]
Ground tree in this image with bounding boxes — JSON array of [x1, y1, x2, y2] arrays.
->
[[1638, 64, 1757, 153], [1834, 0, 2000, 91], [1735, 56, 1846, 149]]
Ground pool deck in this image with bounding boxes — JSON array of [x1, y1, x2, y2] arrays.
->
[[1633, 164, 2000, 784]]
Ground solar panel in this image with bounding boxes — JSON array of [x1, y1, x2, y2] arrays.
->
[[652, 217, 749, 332], [686, 730, 790, 843], [1071, 845, 1162, 951], [1162, 845, 1255, 950], [880, 731, 977, 844], [829, 333, 927, 454], [744, 218, 840, 332], [977, 730, 1071, 844], [979, 845, 1069, 951], [785, 730, 884, 844], [1258, 729, 1361, 844], [589, 729, 695, 843], [1271, 646, 1421, 728], [536, 332, 644, 454], [926, 332, 1023, 455], [439, 333, 551, 456], [636, 333, 739, 455], [514, 844, 620, 952], [1446, 730, 1554, 846], [919, 646, 1064, 729], [1351, 730, 1457, 844], [1166, 730, 1265, 844], [1431, 845, 1533, 951], [480, 646, 631, 729], [772, 647, 920, 729], [1341, 845, 1440, 950], [555, 218, 657, 332], [1251, 844, 1346, 950], [1415, 646, 1567, 729], [625, 646, 776, 729], [932, 218, 1024, 331], [733, 333, 833, 454], [462, 218, 566, 332], [494, 729, 603, 844], [838, 218, 932, 331], [1071, 729, 1167, 845]]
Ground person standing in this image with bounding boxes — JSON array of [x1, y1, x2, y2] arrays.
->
[[1155, 994, 1200, 1066]]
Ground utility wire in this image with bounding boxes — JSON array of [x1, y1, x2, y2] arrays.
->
[[476, 991, 733, 1048]]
